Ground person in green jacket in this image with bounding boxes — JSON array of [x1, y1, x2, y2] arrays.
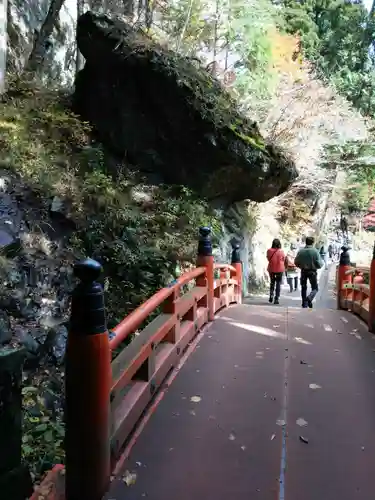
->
[[294, 236, 323, 309]]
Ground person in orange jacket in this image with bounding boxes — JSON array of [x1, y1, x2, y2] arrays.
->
[[266, 238, 285, 305]]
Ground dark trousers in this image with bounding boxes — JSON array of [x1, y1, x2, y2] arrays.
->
[[270, 272, 283, 299], [300, 270, 318, 305], [287, 276, 298, 292]]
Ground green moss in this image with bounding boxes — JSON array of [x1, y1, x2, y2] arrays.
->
[[0, 85, 221, 321], [229, 124, 266, 152]]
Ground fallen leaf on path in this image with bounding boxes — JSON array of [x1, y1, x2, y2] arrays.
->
[[299, 435, 309, 444], [309, 383, 321, 390], [190, 396, 202, 403], [334, 349, 340, 353], [336, 330, 343, 334], [355, 334, 362, 340], [241, 445, 246, 451], [123, 470, 137, 486], [276, 419, 286, 426], [273, 325, 280, 328], [296, 418, 308, 427], [300, 360, 307, 365], [271, 434, 276, 441], [229, 433, 236, 441], [189, 410, 196, 416]]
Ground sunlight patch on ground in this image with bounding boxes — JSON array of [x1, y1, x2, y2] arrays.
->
[[294, 337, 312, 345], [224, 320, 287, 339]]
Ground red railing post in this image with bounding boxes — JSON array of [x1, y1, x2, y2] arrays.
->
[[197, 226, 214, 321], [337, 246, 352, 310], [369, 244, 375, 332], [231, 242, 243, 303], [65, 259, 111, 500]]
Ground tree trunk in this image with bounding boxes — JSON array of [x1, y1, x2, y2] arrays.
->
[[211, 0, 220, 76], [24, 0, 66, 75], [0, 0, 7, 94], [75, 0, 85, 74], [123, 0, 134, 17]]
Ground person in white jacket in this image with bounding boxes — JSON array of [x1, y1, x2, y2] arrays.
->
[[285, 243, 300, 292]]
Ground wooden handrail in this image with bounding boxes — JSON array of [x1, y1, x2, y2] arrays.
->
[[110, 266, 206, 350], [214, 263, 237, 273], [31, 227, 244, 500], [344, 266, 369, 276], [337, 252, 374, 331]]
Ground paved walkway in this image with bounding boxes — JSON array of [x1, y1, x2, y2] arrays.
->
[[245, 264, 337, 310], [105, 297, 375, 499]]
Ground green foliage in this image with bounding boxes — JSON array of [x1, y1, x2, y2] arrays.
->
[[22, 372, 65, 480], [1, 85, 222, 477], [161, 0, 280, 104], [279, 0, 375, 116], [322, 140, 375, 213]]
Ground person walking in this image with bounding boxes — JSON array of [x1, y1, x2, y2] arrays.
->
[[328, 243, 333, 260], [285, 243, 299, 292], [295, 236, 323, 309], [266, 238, 285, 305], [319, 244, 328, 270]]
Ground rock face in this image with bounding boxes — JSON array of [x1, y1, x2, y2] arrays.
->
[[73, 12, 298, 204], [0, 174, 75, 368]]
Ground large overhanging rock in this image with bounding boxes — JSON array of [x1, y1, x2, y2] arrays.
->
[[73, 11, 298, 203]]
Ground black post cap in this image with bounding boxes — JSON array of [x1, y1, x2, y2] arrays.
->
[[70, 258, 107, 336], [339, 246, 350, 266], [74, 258, 103, 282], [231, 242, 241, 264], [197, 226, 212, 257]]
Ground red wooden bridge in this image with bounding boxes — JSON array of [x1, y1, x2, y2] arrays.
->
[[30, 231, 375, 500]]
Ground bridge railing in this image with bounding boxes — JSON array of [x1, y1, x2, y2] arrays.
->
[[30, 226, 243, 500], [336, 246, 374, 330]]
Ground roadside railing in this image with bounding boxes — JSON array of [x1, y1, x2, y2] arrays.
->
[[336, 246, 374, 330], [30, 226, 243, 500]]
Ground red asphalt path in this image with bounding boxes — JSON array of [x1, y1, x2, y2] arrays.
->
[[105, 304, 375, 500]]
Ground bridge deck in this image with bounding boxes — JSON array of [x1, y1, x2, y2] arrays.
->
[[105, 303, 375, 500]]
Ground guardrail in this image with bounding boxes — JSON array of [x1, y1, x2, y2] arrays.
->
[[30, 226, 243, 500], [336, 245, 374, 330]]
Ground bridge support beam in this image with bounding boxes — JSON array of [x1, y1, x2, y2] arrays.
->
[[197, 227, 215, 321], [65, 258, 111, 500], [369, 244, 375, 333]]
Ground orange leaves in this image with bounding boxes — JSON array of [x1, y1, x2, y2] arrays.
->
[[268, 30, 302, 76]]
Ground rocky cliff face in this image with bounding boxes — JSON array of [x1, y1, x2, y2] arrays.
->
[[73, 12, 298, 205], [0, 171, 75, 366], [8, 0, 78, 86]]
